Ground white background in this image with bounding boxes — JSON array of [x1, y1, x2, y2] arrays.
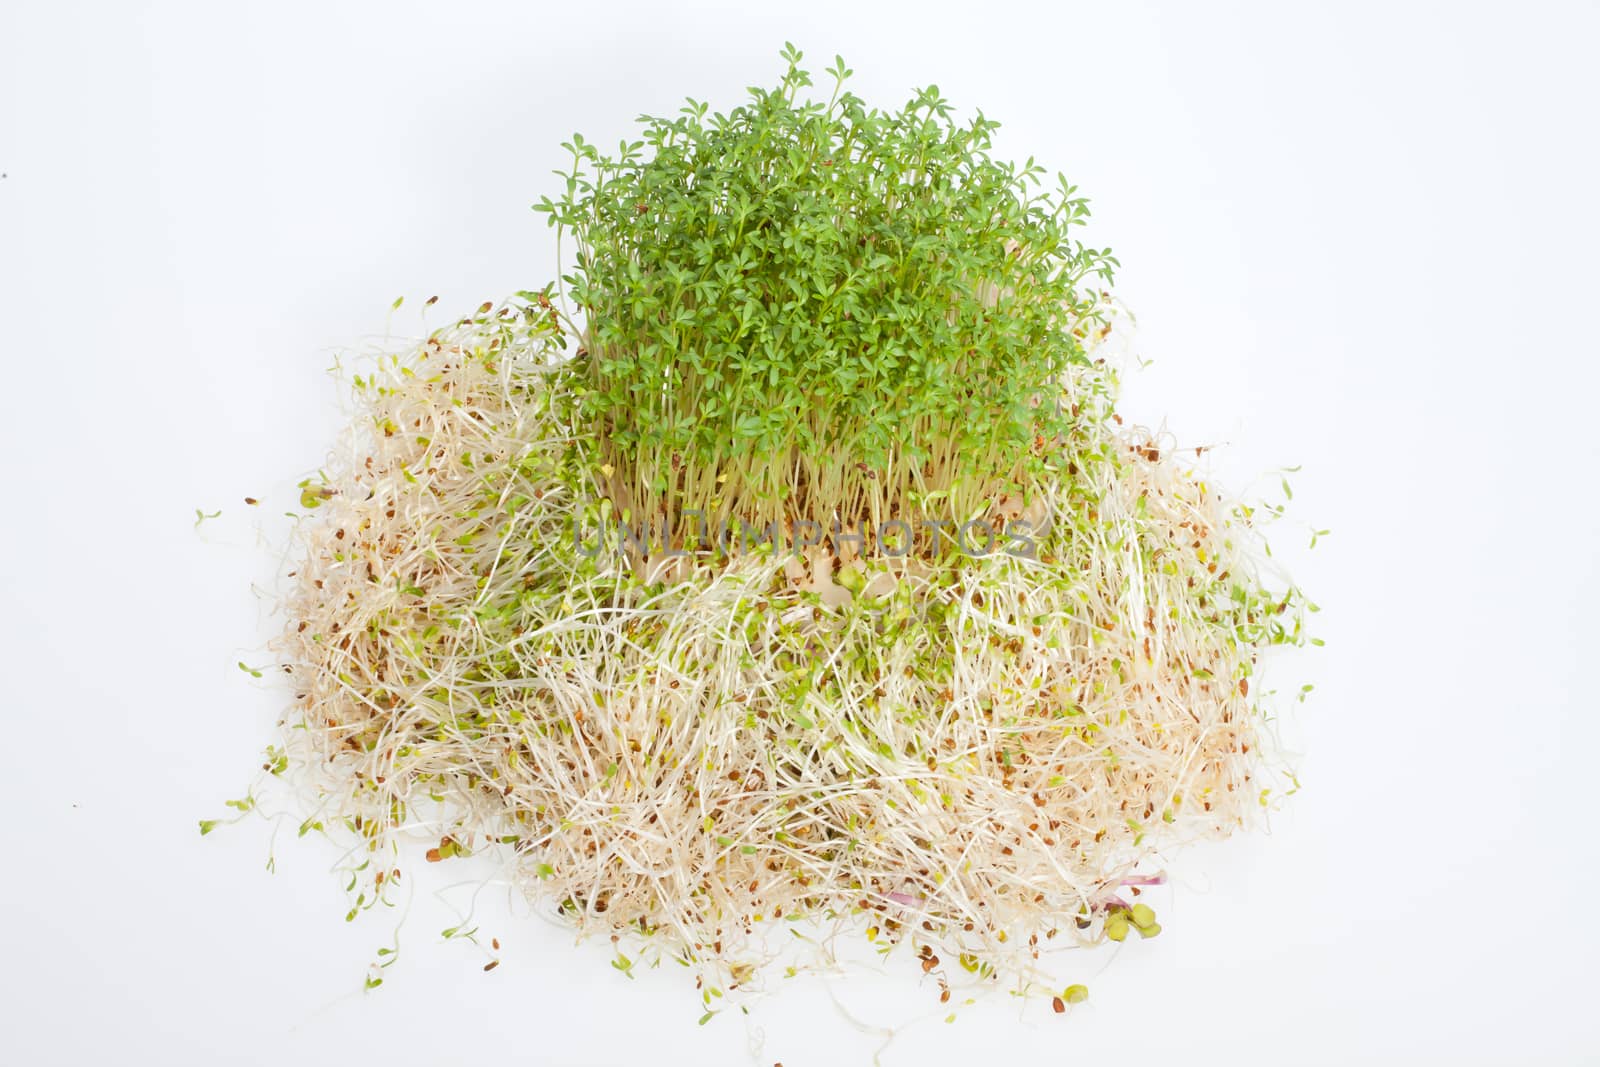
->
[[3, 1, 1597, 1063]]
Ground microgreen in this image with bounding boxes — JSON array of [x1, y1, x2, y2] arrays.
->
[[224, 44, 1317, 1022], [539, 45, 1119, 531]]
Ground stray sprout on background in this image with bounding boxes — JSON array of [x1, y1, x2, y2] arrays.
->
[[208, 45, 1316, 1021]]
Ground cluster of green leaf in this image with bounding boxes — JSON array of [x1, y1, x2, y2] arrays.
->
[[539, 44, 1118, 528]]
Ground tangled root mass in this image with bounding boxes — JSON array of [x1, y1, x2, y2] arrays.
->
[[269, 299, 1306, 1003]]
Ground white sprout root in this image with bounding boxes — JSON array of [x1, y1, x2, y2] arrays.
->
[[270, 300, 1304, 1007]]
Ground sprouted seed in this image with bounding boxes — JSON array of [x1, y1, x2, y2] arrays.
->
[[215, 45, 1313, 1018]]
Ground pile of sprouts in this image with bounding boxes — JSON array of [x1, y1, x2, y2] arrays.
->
[[219, 46, 1311, 1017]]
